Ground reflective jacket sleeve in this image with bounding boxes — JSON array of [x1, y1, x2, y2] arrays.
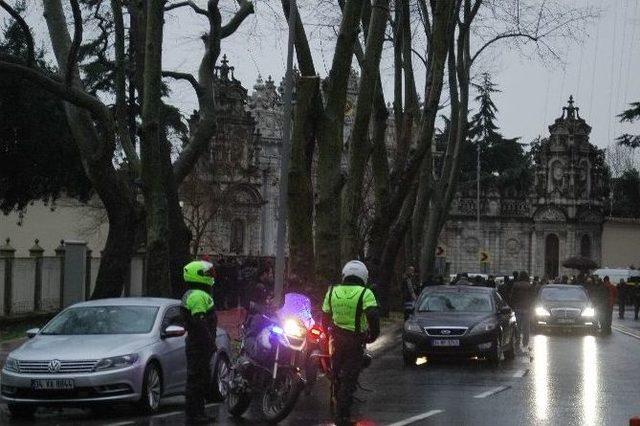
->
[[364, 307, 380, 343]]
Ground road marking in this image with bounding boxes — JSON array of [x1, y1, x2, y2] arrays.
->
[[612, 325, 640, 340], [512, 369, 529, 378], [473, 385, 510, 398], [104, 403, 221, 426], [386, 409, 444, 426]]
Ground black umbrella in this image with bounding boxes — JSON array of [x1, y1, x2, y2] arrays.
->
[[562, 256, 598, 273]]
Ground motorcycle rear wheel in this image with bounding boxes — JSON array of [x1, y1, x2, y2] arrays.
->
[[226, 389, 252, 417], [260, 368, 304, 423]]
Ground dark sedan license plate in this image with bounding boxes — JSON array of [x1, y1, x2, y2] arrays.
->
[[32, 379, 75, 390], [557, 319, 575, 324], [432, 339, 460, 347]]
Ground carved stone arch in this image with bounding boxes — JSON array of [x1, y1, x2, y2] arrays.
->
[[226, 183, 264, 207], [534, 206, 567, 223]]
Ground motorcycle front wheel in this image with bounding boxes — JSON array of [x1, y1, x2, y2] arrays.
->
[[260, 368, 304, 423], [226, 389, 252, 417]]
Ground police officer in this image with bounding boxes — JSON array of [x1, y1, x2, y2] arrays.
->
[[322, 260, 380, 426], [181, 260, 217, 424]]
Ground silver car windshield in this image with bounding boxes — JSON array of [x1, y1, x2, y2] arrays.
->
[[418, 293, 493, 313], [40, 306, 159, 335], [541, 287, 588, 302]]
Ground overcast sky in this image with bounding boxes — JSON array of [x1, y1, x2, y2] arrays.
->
[[19, 0, 640, 150]]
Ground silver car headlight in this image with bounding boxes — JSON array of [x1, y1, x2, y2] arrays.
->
[[469, 319, 498, 335], [94, 354, 139, 372], [3, 357, 19, 373], [404, 321, 422, 333]]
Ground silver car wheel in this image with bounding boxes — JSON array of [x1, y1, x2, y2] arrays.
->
[[217, 357, 230, 398], [146, 367, 161, 410]]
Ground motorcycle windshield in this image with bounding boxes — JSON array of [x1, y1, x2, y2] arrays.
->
[[277, 293, 314, 329]]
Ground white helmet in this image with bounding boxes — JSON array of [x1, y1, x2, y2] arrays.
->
[[341, 260, 369, 284]]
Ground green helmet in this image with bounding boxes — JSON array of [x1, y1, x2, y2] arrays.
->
[[183, 260, 215, 286]]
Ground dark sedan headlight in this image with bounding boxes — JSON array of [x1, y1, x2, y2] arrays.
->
[[94, 354, 139, 372], [3, 357, 19, 373], [404, 321, 422, 333], [535, 306, 551, 317], [469, 319, 498, 335], [581, 307, 595, 317]]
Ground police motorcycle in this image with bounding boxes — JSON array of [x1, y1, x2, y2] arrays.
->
[[224, 293, 312, 423]]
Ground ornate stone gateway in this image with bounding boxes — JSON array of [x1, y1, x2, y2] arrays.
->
[[440, 97, 607, 279]]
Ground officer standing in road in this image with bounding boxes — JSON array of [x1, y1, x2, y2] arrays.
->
[[181, 260, 217, 425], [322, 260, 381, 426], [509, 271, 535, 348]]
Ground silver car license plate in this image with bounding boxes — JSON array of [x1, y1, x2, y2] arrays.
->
[[32, 379, 75, 390], [557, 319, 574, 324], [432, 339, 460, 347]]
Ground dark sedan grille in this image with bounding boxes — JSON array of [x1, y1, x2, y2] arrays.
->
[[18, 360, 99, 374], [424, 327, 468, 336], [550, 308, 581, 319]]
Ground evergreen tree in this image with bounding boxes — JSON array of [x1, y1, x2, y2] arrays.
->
[[460, 72, 531, 192], [0, 2, 92, 213], [617, 101, 640, 148]]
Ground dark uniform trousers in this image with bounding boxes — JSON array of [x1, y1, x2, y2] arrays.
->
[[184, 313, 217, 419], [332, 326, 365, 420]]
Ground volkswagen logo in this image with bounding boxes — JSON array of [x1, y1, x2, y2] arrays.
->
[[48, 359, 62, 373], [441, 329, 451, 335]]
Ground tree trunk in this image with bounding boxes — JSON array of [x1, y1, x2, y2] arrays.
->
[[314, 0, 363, 285], [341, 0, 390, 261], [140, 0, 172, 297], [288, 76, 318, 295]]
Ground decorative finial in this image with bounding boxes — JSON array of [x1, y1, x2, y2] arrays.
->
[[562, 95, 577, 119]]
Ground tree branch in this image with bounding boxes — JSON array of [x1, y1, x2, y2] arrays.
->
[[0, 60, 113, 130], [470, 32, 538, 65], [162, 70, 202, 95], [66, 0, 83, 86], [0, 0, 34, 66], [220, 0, 254, 39], [164, 1, 209, 16], [111, 0, 140, 172]]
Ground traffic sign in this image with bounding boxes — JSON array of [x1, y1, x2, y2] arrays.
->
[[436, 246, 445, 257], [479, 251, 490, 263]]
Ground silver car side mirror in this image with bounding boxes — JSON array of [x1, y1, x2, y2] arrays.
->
[[162, 325, 186, 339], [26, 328, 40, 338]]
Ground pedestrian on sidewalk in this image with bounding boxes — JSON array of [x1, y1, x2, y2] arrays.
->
[[618, 279, 628, 319]]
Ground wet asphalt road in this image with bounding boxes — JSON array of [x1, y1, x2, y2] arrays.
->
[[3, 317, 640, 425]]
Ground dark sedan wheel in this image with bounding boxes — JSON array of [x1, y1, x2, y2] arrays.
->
[[8, 403, 36, 419], [488, 336, 502, 366], [504, 328, 516, 361]]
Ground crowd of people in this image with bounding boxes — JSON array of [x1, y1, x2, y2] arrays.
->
[[209, 255, 276, 310]]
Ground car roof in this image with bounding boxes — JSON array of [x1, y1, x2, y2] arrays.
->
[[70, 297, 181, 308], [422, 285, 495, 294], [541, 284, 586, 290]]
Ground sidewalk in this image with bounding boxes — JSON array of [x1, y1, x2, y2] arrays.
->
[[613, 307, 640, 336]]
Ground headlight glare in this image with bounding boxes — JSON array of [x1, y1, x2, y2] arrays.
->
[[535, 306, 551, 317], [581, 307, 595, 317], [94, 354, 139, 371], [404, 321, 422, 333], [283, 318, 306, 338], [3, 357, 19, 373]]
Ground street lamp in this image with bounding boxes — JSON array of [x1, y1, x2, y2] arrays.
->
[[273, 0, 297, 306]]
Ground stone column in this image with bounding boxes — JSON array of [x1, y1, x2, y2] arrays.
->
[[29, 239, 44, 311], [62, 241, 87, 308], [1, 238, 15, 316], [55, 240, 65, 310]]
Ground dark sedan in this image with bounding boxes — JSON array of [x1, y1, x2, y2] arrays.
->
[[532, 284, 598, 333], [402, 286, 517, 366]]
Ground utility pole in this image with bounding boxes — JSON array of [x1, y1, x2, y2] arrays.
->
[[274, 0, 297, 306], [477, 140, 481, 272]]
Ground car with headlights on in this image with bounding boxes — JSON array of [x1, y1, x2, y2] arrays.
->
[[1, 298, 231, 418], [402, 286, 517, 366], [532, 284, 597, 333]]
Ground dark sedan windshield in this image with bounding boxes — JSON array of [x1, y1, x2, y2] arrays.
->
[[540, 287, 588, 302], [418, 292, 493, 313], [41, 306, 159, 335]]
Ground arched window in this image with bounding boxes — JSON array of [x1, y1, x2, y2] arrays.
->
[[230, 219, 245, 254], [580, 234, 591, 258], [545, 234, 560, 279]]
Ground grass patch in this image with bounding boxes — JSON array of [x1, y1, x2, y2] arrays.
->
[[1, 316, 53, 342]]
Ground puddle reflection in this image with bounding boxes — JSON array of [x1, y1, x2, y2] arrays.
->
[[582, 335, 598, 426], [533, 334, 549, 421]]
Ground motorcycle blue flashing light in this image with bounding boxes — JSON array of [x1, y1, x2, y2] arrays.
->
[[272, 326, 284, 335]]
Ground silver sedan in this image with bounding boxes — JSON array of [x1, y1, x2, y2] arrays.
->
[[0, 297, 231, 418]]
